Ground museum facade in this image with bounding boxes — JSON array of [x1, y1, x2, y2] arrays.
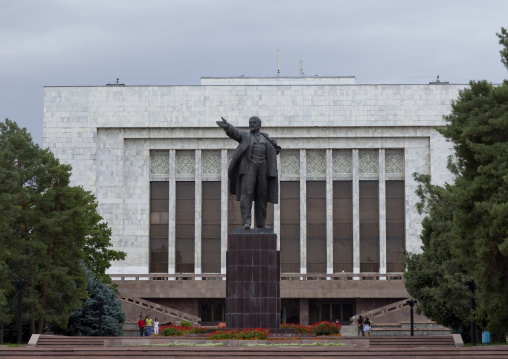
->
[[43, 76, 461, 325]]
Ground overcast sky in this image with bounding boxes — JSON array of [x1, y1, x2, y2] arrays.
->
[[1, 0, 507, 145]]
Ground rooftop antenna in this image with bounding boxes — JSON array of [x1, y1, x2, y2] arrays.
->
[[299, 60, 304, 76], [277, 49, 280, 76]]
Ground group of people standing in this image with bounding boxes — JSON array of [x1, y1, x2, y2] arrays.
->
[[357, 315, 372, 336], [137, 315, 159, 336]]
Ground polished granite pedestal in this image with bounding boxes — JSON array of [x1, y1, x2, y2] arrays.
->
[[225, 230, 280, 329]]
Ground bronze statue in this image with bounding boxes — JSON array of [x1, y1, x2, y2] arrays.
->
[[216, 116, 281, 229]]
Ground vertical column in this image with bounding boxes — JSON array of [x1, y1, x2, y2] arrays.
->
[[300, 149, 307, 275], [195, 150, 202, 279], [352, 149, 360, 275], [220, 149, 228, 275], [274, 154, 281, 250], [326, 149, 333, 275], [379, 149, 386, 276], [168, 150, 176, 278]]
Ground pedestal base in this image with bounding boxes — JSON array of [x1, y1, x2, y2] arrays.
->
[[226, 233, 280, 329]]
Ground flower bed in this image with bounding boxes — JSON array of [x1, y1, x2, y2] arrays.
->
[[207, 328, 270, 340], [281, 321, 341, 336], [159, 323, 207, 336]]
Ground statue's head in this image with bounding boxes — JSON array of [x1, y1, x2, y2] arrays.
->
[[249, 116, 262, 132]]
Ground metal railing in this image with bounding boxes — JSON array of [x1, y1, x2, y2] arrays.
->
[[119, 294, 201, 324], [110, 273, 404, 281], [349, 297, 412, 324]]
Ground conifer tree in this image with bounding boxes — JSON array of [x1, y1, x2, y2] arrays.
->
[[405, 28, 508, 342], [65, 269, 126, 336], [0, 119, 126, 336]]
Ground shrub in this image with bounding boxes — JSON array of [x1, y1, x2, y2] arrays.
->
[[159, 324, 207, 336], [281, 321, 341, 336], [160, 326, 184, 336], [281, 323, 313, 333], [310, 321, 341, 336], [180, 320, 193, 327], [207, 328, 269, 340]]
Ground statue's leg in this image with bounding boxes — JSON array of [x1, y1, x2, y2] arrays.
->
[[254, 162, 268, 228], [240, 165, 256, 228]]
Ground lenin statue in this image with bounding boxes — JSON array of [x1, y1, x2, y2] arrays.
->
[[216, 116, 281, 229]]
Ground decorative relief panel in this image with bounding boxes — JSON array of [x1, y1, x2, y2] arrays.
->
[[306, 150, 326, 175], [332, 150, 352, 174], [385, 149, 405, 174], [202, 151, 221, 175], [176, 150, 195, 175], [150, 150, 169, 175], [359, 150, 378, 174], [281, 150, 300, 175]]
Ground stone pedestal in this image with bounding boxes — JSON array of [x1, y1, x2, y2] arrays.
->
[[226, 231, 280, 329]]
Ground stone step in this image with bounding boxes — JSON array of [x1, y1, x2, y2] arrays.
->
[[7, 344, 508, 358], [19, 334, 508, 357], [369, 335, 456, 347], [371, 327, 452, 336]]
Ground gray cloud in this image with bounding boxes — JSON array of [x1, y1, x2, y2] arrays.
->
[[1, 0, 507, 145]]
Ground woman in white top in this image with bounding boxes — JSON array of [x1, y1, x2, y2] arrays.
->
[[364, 317, 372, 336], [154, 317, 160, 335]]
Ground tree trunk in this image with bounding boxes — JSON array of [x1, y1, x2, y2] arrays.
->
[[37, 315, 44, 334]]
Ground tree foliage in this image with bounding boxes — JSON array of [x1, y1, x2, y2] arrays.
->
[[64, 269, 126, 336], [404, 174, 472, 338], [404, 29, 508, 342], [0, 119, 126, 336]]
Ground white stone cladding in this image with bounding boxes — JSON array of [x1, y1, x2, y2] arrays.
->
[[43, 79, 461, 274]]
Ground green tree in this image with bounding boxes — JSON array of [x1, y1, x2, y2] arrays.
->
[[405, 29, 508, 342], [64, 269, 126, 336], [0, 119, 126, 336], [404, 174, 472, 338]]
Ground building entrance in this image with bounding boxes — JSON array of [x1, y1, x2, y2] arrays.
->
[[309, 299, 355, 324]]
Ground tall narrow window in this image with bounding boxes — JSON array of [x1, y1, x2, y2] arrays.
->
[[228, 194, 243, 233], [150, 182, 169, 273], [176, 182, 195, 273], [202, 182, 221, 273], [280, 182, 300, 273], [360, 181, 379, 272], [386, 181, 405, 272], [307, 182, 326, 273], [333, 181, 353, 272]]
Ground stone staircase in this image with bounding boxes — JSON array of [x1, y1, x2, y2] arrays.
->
[[118, 293, 200, 334], [349, 297, 453, 336], [8, 334, 506, 358], [371, 321, 451, 336]]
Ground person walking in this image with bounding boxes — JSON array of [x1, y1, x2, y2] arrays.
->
[[357, 315, 365, 336], [145, 315, 153, 337], [137, 315, 145, 336], [154, 317, 160, 335], [364, 317, 372, 336]]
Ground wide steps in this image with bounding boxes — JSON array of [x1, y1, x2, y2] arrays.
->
[[369, 335, 455, 347], [3, 334, 504, 358], [3, 345, 508, 358], [35, 335, 105, 347]]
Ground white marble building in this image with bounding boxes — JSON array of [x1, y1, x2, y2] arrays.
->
[[43, 76, 461, 322]]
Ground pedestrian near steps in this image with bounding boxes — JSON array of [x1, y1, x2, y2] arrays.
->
[[154, 317, 160, 335], [138, 315, 145, 336], [145, 315, 153, 336], [364, 317, 372, 336], [357, 315, 364, 336]]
